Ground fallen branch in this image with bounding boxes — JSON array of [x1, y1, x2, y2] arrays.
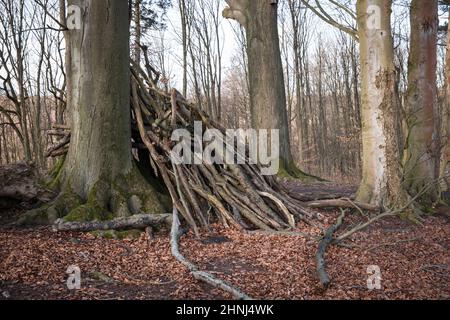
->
[[45, 133, 70, 157], [170, 208, 252, 300], [52, 214, 172, 232], [334, 178, 445, 243], [316, 210, 346, 289], [306, 199, 379, 212]]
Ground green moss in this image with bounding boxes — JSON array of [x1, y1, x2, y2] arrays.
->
[[46, 155, 66, 191], [90, 229, 142, 240], [22, 161, 169, 225], [277, 160, 325, 182], [52, 189, 83, 217], [116, 229, 143, 239], [17, 188, 83, 225], [64, 203, 113, 222]]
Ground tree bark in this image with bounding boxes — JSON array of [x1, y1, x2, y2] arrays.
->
[[53, 214, 172, 232], [403, 0, 440, 202], [223, 0, 302, 176], [133, 0, 142, 63], [46, 0, 166, 222], [441, 13, 450, 193], [355, 0, 409, 208], [63, 0, 132, 198]]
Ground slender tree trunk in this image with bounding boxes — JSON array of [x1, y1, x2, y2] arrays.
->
[[178, 0, 188, 97], [356, 0, 408, 208], [403, 0, 440, 202], [288, 0, 304, 164], [133, 0, 142, 63], [441, 13, 450, 193], [60, 0, 70, 125]]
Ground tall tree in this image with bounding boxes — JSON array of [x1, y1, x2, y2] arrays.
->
[[23, 0, 166, 223], [223, 0, 307, 177], [441, 9, 450, 193], [403, 0, 440, 202], [355, 0, 409, 208]]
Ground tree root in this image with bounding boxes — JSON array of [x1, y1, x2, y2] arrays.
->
[[170, 208, 252, 300], [316, 210, 346, 289], [18, 164, 169, 226], [17, 189, 82, 225]]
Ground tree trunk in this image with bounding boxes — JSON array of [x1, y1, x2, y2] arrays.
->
[[441, 13, 450, 193], [63, 0, 131, 197], [403, 0, 440, 202], [178, 0, 188, 97], [355, 0, 409, 208], [223, 0, 308, 177], [59, 0, 69, 125], [133, 0, 142, 63], [34, 0, 167, 223]]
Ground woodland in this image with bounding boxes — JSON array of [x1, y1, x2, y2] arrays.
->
[[0, 0, 449, 300]]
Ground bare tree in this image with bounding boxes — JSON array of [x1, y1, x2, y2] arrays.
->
[[223, 0, 310, 178], [403, 0, 440, 202]]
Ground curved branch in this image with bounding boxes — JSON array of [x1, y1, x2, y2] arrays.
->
[[171, 208, 252, 300]]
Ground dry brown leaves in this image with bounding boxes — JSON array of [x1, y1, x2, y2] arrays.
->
[[0, 210, 449, 300]]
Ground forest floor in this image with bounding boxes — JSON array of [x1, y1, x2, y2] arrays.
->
[[0, 182, 449, 300]]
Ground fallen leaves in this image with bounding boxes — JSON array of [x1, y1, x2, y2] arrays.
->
[[0, 211, 449, 300]]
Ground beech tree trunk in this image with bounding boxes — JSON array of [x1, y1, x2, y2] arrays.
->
[[63, 0, 132, 198], [43, 0, 166, 222], [355, 0, 408, 208], [223, 0, 300, 176], [441, 13, 450, 193], [403, 0, 440, 202]]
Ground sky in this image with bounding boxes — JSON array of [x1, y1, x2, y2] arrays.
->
[[150, 0, 450, 90]]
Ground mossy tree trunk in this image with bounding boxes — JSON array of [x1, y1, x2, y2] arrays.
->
[[223, 0, 310, 179], [403, 0, 440, 203], [355, 0, 409, 209], [20, 0, 167, 225], [63, 0, 133, 199]]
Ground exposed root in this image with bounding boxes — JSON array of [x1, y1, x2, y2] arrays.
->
[[18, 163, 169, 226], [316, 210, 346, 289], [170, 208, 252, 300], [17, 189, 82, 225]]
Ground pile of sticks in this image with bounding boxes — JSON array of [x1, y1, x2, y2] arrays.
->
[[129, 61, 317, 234], [47, 59, 378, 234]]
